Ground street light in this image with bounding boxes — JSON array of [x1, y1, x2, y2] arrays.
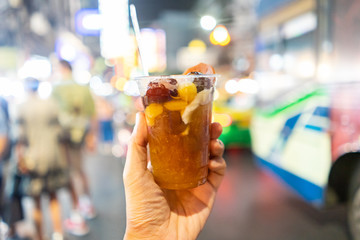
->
[[200, 16, 216, 31], [209, 25, 231, 46]]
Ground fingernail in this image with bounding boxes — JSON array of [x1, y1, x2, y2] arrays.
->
[[217, 139, 223, 146]]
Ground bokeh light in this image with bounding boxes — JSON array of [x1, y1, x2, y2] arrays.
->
[[188, 39, 207, 53], [38, 81, 52, 99], [200, 16, 217, 31], [237, 78, 259, 94], [18, 56, 52, 80], [210, 25, 231, 46], [225, 79, 238, 94], [117, 129, 132, 145]]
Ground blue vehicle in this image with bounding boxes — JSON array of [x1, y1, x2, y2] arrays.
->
[[253, 0, 360, 238]]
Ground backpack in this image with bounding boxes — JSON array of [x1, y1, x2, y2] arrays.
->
[[58, 110, 90, 148], [0, 97, 12, 161]]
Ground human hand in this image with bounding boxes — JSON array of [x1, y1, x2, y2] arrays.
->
[[17, 156, 28, 174], [85, 132, 97, 152], [123, 112, 226, 240], [16, 145, 28, 174]]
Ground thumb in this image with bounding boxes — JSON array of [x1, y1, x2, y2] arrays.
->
[[123, 112, 149, 182]]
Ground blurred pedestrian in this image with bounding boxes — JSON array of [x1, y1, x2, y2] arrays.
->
[[15, 78, 69, 240], [0, 96, 29, 240], [95, 96, 114, 155], [0, 96, 11, 238], [0, 96, 11, 162], [52, 60, 96, 235]]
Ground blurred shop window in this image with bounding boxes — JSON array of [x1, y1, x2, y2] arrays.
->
[[255, 11, 318, 108]]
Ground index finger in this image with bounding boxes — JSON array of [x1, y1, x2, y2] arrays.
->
[[123, 112, 149, 182], [210, 122, 222, 140]]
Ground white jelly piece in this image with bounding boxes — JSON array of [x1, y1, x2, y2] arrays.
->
[[181, 89, 212, 124]]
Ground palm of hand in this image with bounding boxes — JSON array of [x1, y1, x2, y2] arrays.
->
[[164, 182, 217, 240], [125, 170, 216, 240]]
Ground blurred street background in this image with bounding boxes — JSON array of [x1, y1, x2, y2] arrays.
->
[[1, 0, 360, 239]]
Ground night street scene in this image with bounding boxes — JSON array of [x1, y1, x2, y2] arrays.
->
[[0, 0, 359, 239]]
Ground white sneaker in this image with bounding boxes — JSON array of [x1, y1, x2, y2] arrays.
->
[[0, 220, 9, 239], [79, 196, 97, 220], [64, 211, 89, 236], [52, 232, 64, 240]]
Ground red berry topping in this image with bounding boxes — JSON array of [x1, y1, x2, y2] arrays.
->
[[144, 82, 171, 105]]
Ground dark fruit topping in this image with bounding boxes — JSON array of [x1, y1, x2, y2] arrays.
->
[[187, 71, 202, 75], [148, 82, 161, 88], [193, 77, 211, 91], [170, 89, 178, 97], [168, 78, 177, 85], [186, 71, 211, 92]]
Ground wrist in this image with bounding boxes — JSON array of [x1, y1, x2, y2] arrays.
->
[[124, 229, 164, 240], [124, 229, 173, 240], [123, 232, 147, 240]]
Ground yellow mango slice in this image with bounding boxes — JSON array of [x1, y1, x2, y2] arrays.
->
[[178, 82, 197, 103], [164, 100, 188, 111], [145, 103, 163, 126], [146, 117, 155, 126], [145, 103, 163, 118]]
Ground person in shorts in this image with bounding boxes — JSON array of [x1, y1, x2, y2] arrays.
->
[[15, 78, 69, 240], [52, 60, 96, 235]]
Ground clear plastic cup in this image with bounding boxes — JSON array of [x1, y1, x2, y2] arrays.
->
[[135, 74, 217, 189]]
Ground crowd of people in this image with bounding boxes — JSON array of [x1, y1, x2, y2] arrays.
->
[[0, 60, 98, 240]]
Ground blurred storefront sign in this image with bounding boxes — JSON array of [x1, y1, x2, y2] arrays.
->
[[75, 9, 101, 36], [257, 0, 303, 18], [98, 0, 136, 94], [281, 12, 317, 39], [99, 0, 129, 59], [140, 28, 166, 73], [256, 0, 317, 85], [258, 0, 315, 31], [109, 27, 167, 94]]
